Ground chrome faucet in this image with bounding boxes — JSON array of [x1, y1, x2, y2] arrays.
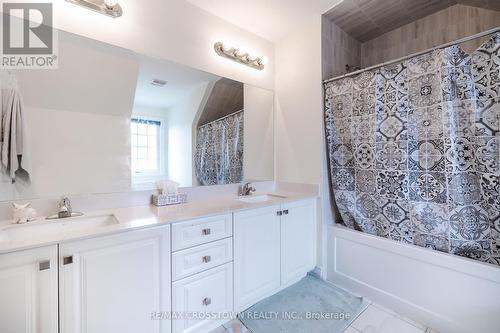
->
[[46, 197, 84, 220], [239, 182, 256, 196], [58, 197, 73, 218]]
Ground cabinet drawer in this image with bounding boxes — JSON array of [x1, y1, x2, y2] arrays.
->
[[172, 263, 233, 333], [172, 238, 233, 281], [172, 214, 232, 251]]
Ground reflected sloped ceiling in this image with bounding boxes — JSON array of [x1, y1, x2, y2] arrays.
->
[[197, 78, 244, 127]]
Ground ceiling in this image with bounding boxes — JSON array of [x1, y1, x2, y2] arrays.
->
[[198, 78, 244, 126], [134, 55, 219, 110], [324, 0, 500, 42], [186, 0, 343, 42]]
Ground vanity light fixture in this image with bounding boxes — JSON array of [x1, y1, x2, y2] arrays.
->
[[214, 42, 267, 70], [65, 0, 123, 18]]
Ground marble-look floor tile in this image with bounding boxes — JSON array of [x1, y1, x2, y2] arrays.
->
[[371, 303, 427, 330], [343, 326, 361, 333], [351, 305, 425, 333], [208, 326, 227, 333], [223, 319, 252, 333]]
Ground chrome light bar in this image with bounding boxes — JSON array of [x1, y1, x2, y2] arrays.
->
[[65, 0, 123, 18]]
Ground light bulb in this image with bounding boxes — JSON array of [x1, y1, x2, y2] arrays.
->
[[235, 49, 246, 58], [247, 51, 258, 62], [222, 43, 233, 53], [259, 56, 268, 65], [104, 0, 118, 9]]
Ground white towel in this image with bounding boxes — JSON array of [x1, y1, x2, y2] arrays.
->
[[0, 71, 31, 183]]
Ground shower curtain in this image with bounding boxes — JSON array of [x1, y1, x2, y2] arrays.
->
[[324, 33, 500, 266], [195, 111, 244, 185]]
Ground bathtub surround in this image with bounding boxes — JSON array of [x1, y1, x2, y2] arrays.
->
[[324, 33, 500, 266]]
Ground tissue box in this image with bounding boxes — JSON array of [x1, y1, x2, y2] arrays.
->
[[152, 193, 187, 207]]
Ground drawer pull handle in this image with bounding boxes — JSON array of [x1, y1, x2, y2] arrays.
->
[[202, 297, 211, 306], [277, 211, 283, 216], [202, 255, 212, 263], [201, 228, 211, 236], [39, 260, 50, 271], [283, 209, 289, 215], [63, 256, 73, 265]]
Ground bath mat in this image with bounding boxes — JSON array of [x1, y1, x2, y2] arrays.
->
[[239, 275, 366, 333]]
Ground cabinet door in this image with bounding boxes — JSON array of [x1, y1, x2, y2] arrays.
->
[[233, 205, 281, 312], [0, 245, 58, 333], [281, 198, 317, 287], [172, 263, 233, 333], [59, 227, 171, 333]]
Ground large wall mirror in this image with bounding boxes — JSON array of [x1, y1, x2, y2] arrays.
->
[[0, 29, 274, 201]]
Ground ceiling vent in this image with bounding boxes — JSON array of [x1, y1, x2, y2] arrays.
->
[[151, 79, 167, 87]]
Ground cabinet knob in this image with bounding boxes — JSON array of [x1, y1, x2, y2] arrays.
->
[[202, 297, 211, 306], [202, 255, 212, 263], [39, 260, 50, 271], [63, 256, 73, 265], [201, 228, 211, 236], [283, 209, 289, 215], [277, 211, 283, 216]]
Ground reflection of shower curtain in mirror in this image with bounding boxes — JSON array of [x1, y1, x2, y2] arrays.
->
[[195, 111, 244, 185], [324, 33, 500, 266]]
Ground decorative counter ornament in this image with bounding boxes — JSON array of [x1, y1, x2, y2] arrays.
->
[[12, 203, 37, 224]]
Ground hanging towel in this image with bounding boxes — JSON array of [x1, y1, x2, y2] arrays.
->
[[0, 71, 31, 184]]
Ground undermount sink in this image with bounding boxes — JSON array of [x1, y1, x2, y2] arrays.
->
[[0, 214, 119, 243], [237, 194, 287, 203]]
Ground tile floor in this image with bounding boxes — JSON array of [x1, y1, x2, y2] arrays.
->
[[209, 301, 439, 333]]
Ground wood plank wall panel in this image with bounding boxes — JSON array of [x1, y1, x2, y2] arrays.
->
[[322, 16, 362, 80], [324, 0, 500, 42], [360, 5, 500, 68]]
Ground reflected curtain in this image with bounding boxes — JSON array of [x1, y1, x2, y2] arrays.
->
[[195, 111, 244, 185], [324, 33, 500, 265]]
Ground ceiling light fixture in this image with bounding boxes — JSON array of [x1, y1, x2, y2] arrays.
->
[[65, 0, 123, 18], [214, 42, 266, 70]]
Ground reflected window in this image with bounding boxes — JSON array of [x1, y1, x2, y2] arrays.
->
[[131, 118, 161, 174]]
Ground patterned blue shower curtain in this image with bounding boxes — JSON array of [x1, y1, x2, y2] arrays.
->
[[324, 34, 499, 266], [195, 111, 244, 185]]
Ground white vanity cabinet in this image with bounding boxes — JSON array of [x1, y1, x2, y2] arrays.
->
[[0, 245, 59, 333], [59, 226, 171, 333], [171, 213, 234, 333], [280, 198, 317, 287], [233, 205, 282, 312], [234, 198, 317, 312]]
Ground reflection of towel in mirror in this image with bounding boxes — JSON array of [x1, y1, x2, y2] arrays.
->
[[1, 79, 31, 184]]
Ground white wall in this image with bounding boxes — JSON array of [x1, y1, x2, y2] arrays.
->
[[18, 0, 275, 91], [274, 16, 326, 274], [0, 31, 139, 201], [275, 16, 323, 186], [168, 82, 211, 187], [243, 85, 274, 182]]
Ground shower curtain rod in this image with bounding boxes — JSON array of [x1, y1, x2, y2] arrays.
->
[[323, 25, 500, 84], [198, 109, 243, 128]]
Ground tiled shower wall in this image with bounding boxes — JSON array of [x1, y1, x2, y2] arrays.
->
[[361, 5, 500, 68], [322, 4, 500, 80], [322, 17, 361, 80]]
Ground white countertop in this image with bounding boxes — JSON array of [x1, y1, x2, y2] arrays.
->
[[0, 191, 317, 254]]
